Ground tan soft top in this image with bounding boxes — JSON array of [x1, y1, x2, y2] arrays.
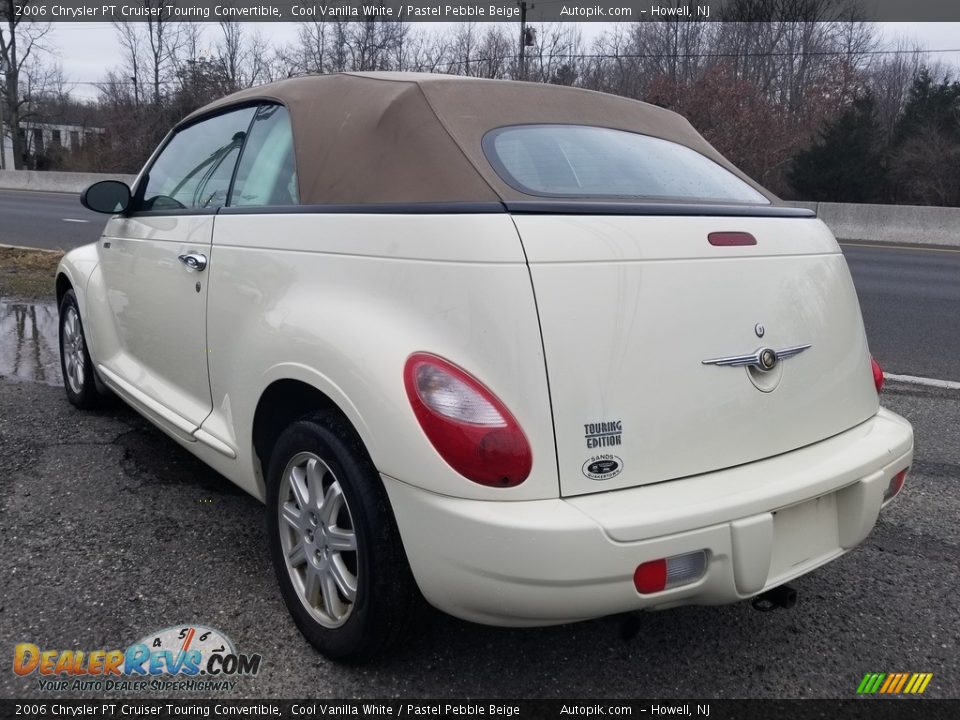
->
[[184, 72, 775, 205]]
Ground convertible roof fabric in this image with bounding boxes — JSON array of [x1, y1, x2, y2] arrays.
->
[[184, 72, 777, 205]]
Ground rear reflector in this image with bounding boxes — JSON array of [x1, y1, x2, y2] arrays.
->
[[871, 357, 884, 393], [883, 467, 908, 504], [634, 551, 708, 594], [708, 232, 757, 247]]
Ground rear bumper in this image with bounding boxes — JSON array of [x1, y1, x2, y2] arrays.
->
[[383, 407, 913, 626]]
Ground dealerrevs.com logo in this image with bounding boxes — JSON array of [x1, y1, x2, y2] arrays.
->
[[13, 625, 262, 693]]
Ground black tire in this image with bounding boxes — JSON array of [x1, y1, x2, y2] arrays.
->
[[58, 289, 109, 409], [266, 411, 420, 662]]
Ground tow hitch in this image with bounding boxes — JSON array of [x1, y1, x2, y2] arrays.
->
[[751, 584, 798, 611]]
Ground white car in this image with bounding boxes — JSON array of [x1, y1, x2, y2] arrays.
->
[[58, 72, 913, 661]]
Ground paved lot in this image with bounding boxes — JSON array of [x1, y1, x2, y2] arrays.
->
[[0, 376, 956, 699]]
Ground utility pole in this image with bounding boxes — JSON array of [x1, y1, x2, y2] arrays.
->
[[517, 1, 534, 81]]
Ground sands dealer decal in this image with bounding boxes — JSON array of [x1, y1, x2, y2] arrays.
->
[[582, 454, 623, 481]]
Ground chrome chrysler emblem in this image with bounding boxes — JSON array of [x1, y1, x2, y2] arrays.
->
[[702, 344, 811, 373]]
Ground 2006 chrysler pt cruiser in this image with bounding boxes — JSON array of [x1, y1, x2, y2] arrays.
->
[[58, 72, 913, 661]]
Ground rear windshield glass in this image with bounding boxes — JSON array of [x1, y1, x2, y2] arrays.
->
[[483, 125, 769, 204]]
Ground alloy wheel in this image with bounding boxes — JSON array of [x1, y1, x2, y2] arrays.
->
[[61, 306, 86, 395], [277, 452, 359, 628]]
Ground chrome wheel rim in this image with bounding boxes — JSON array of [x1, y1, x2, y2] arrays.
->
[[61, 306, 86, 395], [278, 452, 358, 628]]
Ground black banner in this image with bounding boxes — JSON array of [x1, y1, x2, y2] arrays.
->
[[3, 700, 960, 720], [6, 0, 960, 23]]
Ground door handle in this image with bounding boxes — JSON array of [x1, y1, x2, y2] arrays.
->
[[178, 253, 207, 272]]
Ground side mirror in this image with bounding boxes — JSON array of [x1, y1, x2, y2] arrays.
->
[[81, 180, 132, 214]]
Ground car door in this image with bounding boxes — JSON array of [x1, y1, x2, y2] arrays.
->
[[196, 103, 301, 462], [94, 106, 257, 434]]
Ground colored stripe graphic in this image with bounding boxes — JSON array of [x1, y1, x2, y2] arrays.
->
[[893, 673, 910, 693], [857, 672, 933, 694], [879, 674, 896, 693], [856, 673, 884, 694]]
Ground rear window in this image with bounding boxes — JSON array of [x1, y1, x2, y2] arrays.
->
[[483, 125, 769, 204]]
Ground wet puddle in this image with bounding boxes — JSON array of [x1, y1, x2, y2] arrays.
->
[[0, 297, 62, 386]]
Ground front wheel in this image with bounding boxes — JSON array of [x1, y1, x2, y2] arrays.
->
[[58, 289, 108, 409], [266, 412, 420, 662]]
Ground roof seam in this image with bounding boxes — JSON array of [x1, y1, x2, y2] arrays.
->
[[411, 82, 504, 202], [342, 71, 417, 85]]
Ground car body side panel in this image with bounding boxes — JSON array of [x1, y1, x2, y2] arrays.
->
[[201, 213, 559, 501], [88, 215, 215, 429], [56, 243, 100, 317]]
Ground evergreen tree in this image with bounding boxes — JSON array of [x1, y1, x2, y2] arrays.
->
[[893, 69, 960, 146], [889, 69, 960, 206], [789, 93, 887, 203]]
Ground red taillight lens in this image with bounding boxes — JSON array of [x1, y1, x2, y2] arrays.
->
[[871, 357, 884, 393], [634, 552, 708, 594], [404, 353, 532, 487], [634, 559, 667, 594], [883, 467, 908, 504], [708, 231, 757, 247]]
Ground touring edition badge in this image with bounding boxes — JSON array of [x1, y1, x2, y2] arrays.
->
[[582, 454, 623, 481]]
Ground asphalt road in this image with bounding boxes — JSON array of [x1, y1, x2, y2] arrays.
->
[[1, 188, 957, 382], [843, 243, 960, 382], [0, 377, 956, 699], [0, 189, 103, 250]]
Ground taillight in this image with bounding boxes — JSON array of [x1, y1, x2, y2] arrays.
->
[[708, 231, 757, 247], [871, 357, 884, 393], [634, 551, 708, 594], [883, 467, 908, 505], [404, 353, 532, 487]]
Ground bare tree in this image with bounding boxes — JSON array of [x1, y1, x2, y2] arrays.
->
[[286, 20, 329, 75], [286, 20, 413, 75], [112, 20, 143, 106], [444, 22, 482, 76], [0, 0, 53, 169], [244, 28, 278, 85], [143, 1, 180, 107], [891, 123, 960, 206], [527, 23, 584, 85], [388, 24, 445, 74], [217, 20, 244, 91], [867, 38, 927, 145]]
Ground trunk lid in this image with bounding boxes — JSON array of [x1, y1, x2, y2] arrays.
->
[[514, 211, 879, 498]]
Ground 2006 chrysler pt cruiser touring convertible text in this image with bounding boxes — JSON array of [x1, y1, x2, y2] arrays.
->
[[58, 72, 913, 661]]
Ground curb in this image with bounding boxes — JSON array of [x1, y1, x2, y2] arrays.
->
[[0, 243, 65, 254]]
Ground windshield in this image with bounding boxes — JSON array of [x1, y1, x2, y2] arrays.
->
[[483, 125, 769, 204]]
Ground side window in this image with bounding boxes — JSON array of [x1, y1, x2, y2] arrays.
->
[[229, 105, 299, 207], [137, 106, 256, 211]]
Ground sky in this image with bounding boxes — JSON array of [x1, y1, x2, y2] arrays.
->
[[45, 21, 960, 101]]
